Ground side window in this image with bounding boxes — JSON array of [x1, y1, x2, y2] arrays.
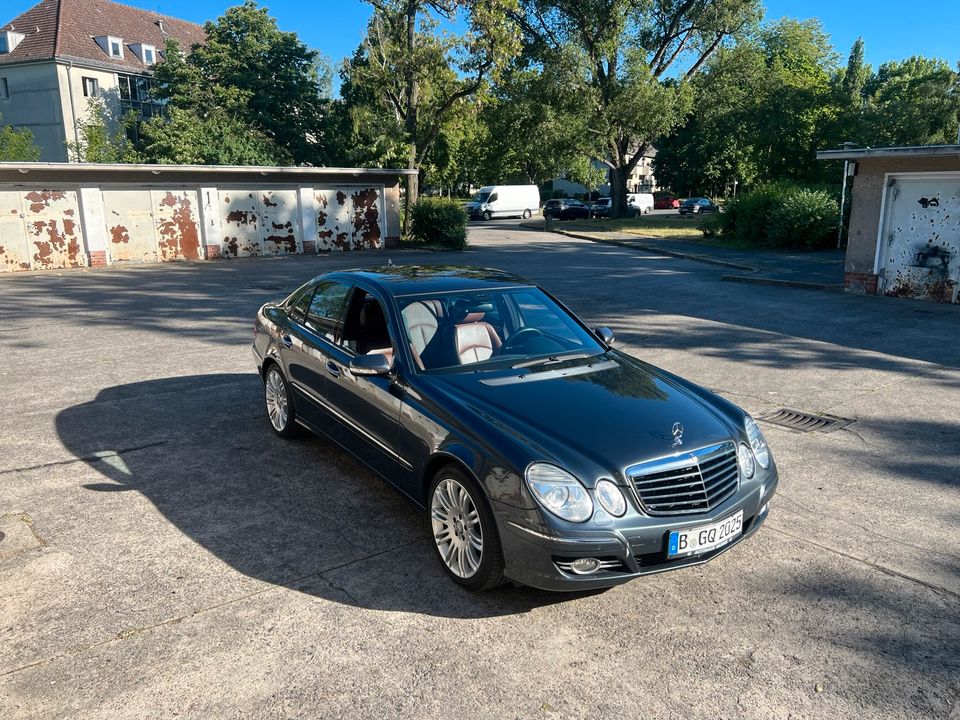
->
[[488, 192, 498, 203], [305, 282, 351, 341], [288, 286, 314, 321]]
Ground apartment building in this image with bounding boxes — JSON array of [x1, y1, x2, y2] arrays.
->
[[0, 0, 204, 160]]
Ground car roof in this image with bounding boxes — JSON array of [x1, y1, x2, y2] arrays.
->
[[320, 265, 535, 297]]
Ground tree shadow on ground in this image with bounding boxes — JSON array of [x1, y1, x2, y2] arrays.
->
[[54, 373, 594, 619]]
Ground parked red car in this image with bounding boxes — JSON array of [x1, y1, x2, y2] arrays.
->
[[654, 193, 680, 210]]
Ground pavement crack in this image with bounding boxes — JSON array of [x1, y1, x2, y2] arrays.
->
[[774, 494, 957, 560], [0, 441, 170, 477], [767, 526, 960, 600], [0, 536, 430, 678]]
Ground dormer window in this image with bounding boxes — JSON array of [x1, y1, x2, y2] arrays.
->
[[129, 43, 156, 65], [94, 35, 125, 59], [0, 30, 26, 54]]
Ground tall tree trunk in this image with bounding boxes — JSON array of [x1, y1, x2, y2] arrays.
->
[[403, 0, 419, 235], [610, 165, 629, 218]]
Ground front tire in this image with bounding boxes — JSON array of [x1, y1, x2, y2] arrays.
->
[[522, 209, 532, 219], [429, 466, 504, 591], [264, 364, 301, 438], [482, 210, 492, 221]]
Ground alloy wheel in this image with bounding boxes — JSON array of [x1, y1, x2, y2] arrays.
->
[[431, 477, 483, 578], [265, 368, 289, 431]]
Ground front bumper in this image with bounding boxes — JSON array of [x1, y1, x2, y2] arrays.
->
[[496, 470, 778, 591]]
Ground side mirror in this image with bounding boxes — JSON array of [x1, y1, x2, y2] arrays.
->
[[349, 353, 393, 376], [595, 327, 615, 346]]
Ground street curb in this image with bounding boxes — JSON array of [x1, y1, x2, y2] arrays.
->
[[720, 274, 843, 292], [537, 226, 757, 272]]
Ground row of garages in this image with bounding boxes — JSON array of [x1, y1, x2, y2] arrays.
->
[[0, 163, 411, 271]]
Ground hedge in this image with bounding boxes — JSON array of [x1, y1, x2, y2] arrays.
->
[[708, 181, 839, 250], [410, 197, 468, 250]]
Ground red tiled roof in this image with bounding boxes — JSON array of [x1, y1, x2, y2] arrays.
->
[[0, 0, 205, 69]]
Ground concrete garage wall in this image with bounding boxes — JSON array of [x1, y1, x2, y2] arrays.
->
[[839, 154, 960, 302], [0, 163, 414, 272]]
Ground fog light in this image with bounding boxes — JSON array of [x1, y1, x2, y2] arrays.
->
[[570, 558, 602, 575]]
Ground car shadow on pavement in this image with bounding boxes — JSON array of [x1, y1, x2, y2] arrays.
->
[[55, 373, 594, 619]]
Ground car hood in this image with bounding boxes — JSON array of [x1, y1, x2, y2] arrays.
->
[[431, 351, 737, 484]]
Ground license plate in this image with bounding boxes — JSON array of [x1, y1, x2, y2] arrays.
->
[[668, 510, 744, 559]]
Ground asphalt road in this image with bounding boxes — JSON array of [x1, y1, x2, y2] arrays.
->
[[1, 223, 958, 719]]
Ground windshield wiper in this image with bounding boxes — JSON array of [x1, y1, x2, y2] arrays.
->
[[511, 352, 593, 370]]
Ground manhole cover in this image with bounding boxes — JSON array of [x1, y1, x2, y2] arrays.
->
[[758, 408, 853, 433]]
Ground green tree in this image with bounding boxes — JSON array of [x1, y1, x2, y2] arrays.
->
[[656, 18, 840, 194], [0, 116, 41, 161], [149, 1, 332, 165], [345, 0, 520, 229], [138, 107, 284, 165], [863, 56, 960, 146], [514, 0, 761, 217], [840, 37, 869, 106], [567, 155, 608, 205], [478, 52, 591, 185], [66, 97, 140, 163]]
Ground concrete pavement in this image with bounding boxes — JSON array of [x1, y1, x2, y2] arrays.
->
[[1, 222, 957, 719]]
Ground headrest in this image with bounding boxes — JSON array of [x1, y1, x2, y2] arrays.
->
[[359, 302, 387, 331]]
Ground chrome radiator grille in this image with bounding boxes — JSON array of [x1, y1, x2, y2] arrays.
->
[[627, 441, 739, 516]]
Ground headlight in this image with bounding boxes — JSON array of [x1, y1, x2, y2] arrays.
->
[[594, 479, 626, 517], [737, 442, 755, 479], [525, 464, 593, 522], [745, 416, 770, 469]]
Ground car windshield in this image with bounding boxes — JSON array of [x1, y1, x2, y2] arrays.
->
[[398, 287, 605, 372], [472, 191, 491, 203]]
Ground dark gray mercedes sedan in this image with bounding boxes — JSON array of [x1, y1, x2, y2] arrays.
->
[[252, 266, 777, 591]]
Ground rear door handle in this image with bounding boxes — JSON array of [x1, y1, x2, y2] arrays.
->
[[279, 334, 292, 349], [326, 361, 341, 378]]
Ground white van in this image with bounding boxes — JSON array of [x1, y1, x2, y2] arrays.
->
[[466, 185, 541, 221], [627, 193, 654, 216]]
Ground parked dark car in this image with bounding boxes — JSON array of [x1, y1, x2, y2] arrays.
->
[[654, 193, 680, 210], [590, 197, 612, 217], [543, 198, 591, 220], [253, 266, 777, 591], [678, 197, 719, 214]]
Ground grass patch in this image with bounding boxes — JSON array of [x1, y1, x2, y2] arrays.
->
[[559, 214, 708, 239]]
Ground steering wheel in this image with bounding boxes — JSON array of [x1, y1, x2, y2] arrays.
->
[[500, 327, 543, 353]]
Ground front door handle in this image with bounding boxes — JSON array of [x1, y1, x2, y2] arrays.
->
[[326, 361, 341, 378], [279, 334, 293, 349]]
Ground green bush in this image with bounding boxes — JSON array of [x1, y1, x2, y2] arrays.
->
[[768, 188, 838, 250], [709, 181, 838, 250], [410, 197, 468, 250], [700, 212, 724, 238]]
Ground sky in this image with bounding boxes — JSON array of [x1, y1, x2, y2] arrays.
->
[[6, 0, 960, 90]]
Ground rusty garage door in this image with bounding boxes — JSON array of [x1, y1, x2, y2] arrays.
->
[[314, 186, 384, 251], [878, 174, 960, 303], [101, 189, 202, 263], [219, 189, 301, 257], [0, 191, 30, 271], [103, 190, 158, 263], [0, 189, 86, 270]]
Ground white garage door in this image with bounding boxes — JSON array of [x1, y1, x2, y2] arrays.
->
[[877, 174, 960, 302]]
